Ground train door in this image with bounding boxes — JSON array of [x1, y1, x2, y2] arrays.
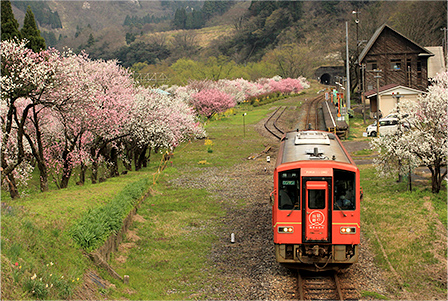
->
[[303, 180, 331, 242]]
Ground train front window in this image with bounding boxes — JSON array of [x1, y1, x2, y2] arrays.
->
[[308, 190, 325, 209], [278, 171, 300, 210], [334, 169, 356, 210]]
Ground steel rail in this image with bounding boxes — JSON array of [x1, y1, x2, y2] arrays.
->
[[296, 270, 345, 301], [264, 106, 286, 140]]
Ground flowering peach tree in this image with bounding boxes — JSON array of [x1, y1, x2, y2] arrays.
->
[[0, 40, 204, 197], [1, 39, 60, 196]]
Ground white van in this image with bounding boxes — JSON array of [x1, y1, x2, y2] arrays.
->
[[365, 117, 409, 137]]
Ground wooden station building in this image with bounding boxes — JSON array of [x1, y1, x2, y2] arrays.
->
[[358, 24, 434, 116]]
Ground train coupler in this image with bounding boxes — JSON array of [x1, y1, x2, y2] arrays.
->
[[301, 245, 330, 257]]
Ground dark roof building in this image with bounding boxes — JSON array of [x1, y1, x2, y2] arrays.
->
[[359, 24, 434, 92]]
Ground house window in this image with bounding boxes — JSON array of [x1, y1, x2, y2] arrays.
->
[[367, 60, 378, 71], [390, 59, 401, 70], [407, 59, 412, 86], [417, 60, 422, 85]]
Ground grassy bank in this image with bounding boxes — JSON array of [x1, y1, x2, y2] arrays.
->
[[359, 165, 447, 299]]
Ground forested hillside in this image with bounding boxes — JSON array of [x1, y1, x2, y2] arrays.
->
[[10, 0, 447, 80]]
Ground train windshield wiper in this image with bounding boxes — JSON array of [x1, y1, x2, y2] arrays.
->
[[335, 203, 347, 217], [287, 202, 299, 217]]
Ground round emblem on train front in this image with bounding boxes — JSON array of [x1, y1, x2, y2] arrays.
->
[[309, 211, 325, 226]]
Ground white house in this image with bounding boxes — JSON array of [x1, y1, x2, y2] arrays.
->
[[365, 84, 425, 118]]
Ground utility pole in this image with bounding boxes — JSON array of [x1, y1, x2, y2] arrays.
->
[[373, 69, 382, 136], [352, 10, 360, 98], [345, 22, 351, 110], [392, 92, 403, 183], [361, 63, 366, 124], [442, 27, 448, 70]]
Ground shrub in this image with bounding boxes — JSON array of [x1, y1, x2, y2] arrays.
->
[[69, 178, 150, 252]]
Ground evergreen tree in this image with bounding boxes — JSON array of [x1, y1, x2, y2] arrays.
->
[[87, 33, 95, 47], [173, 8, 187, 29], [21, 5, 46, 52], [1, 0, 21, 41]]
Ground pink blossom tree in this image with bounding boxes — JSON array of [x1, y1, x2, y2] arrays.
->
[[190, 88, 236, 118], [268, 77, 303, 94], [79, 58, 135, 184]]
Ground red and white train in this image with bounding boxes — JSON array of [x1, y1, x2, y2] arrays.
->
[[271, 130, 361, 271]]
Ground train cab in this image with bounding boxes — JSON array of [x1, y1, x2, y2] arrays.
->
[[271, 130, 361, 271]]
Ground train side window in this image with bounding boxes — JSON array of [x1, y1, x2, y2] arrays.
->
[[334, 170, 356, 210], [279, 171, 300, 210]]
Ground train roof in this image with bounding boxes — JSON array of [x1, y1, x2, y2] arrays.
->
[[277, 131, 354, 165]]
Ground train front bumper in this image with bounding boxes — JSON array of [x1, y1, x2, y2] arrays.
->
[[275, 243, 359, 266]]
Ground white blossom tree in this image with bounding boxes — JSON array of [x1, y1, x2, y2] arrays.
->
[[371, 71, 447, 193], [1, 39, 60, 196]]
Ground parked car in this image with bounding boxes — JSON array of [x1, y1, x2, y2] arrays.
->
[[365, 117, 410, 137]]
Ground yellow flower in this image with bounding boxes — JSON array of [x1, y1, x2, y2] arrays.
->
[[204, 138, 213, 147], [31, 273, 37, 280]]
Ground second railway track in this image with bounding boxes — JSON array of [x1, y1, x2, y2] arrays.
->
[[264, 106, 287, 140], [264, 95, 325, 140]]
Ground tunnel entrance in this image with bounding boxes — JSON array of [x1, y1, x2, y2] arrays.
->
[[320, 73, 331, 85], [315, 66, 344, 86]]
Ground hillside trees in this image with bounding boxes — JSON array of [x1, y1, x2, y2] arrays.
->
[[389, 1, 447, 47], [172, 1, 234, 30], [371, 72, 448, 193], [263, 44, 318, 78], [1, 0, 21, 41], [216, 0, 303, 63], [21, 6, 46, 52], [12, 0, 62, 29], [170, 31, 200, 61], [115, 41, 171, 68]]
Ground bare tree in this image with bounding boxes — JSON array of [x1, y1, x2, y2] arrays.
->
[[171, 30, 200, 59]]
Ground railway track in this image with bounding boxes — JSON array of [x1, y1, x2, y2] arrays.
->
[[264, 106, 287, 140], [263, 95, 325, 140], [296, 270, 358, 301], [302, 94, 324, 131]]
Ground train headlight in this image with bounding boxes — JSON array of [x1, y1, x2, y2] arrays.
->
[[340, 227, 356, 234], [278, 226, 294, 233]]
